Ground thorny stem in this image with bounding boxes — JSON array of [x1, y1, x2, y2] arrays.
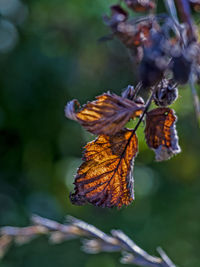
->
[[0, 214, 176, 267]]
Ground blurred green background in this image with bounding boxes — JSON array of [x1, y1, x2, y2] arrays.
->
[[0, 0, 199, 266]]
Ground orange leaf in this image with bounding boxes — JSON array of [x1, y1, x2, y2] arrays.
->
[[70, 129, 138, 208], [145, 108, 181, 161], [65, 93, 144, 135]]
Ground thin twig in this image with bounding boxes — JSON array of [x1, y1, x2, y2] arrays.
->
[[133, 84, 158, 133], [164, 0, 186, 46], [174, 0, 197, 42], [164, 0, 179, 24], [132, 82, 143, 99], [165, 0, 200, 125], [0, 214, 176, 267], [189, 77, 200, 127]]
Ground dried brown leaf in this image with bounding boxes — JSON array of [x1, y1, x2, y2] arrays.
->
[[70, 129, 138, 208], [65, 93, 144, 135], [145, 108, 181, 161], [124, 0, 155, 12]]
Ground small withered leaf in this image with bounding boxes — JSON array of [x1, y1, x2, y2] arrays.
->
[[124, 0, 155, 13], [117, 21, 153, 50], [65, 93, 144, 136], [145, 108, 181, 161], [190, 0, 200, 12], [70, 129, 138, 208]]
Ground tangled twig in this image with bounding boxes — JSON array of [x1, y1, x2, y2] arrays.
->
[[0, 215, 176, 267]]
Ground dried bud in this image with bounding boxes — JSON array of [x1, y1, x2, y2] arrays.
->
[[49, 232, 69, 244], [139, 32, 168, 87], [121, 85, 135, 99], [111, 5, 128, 21], [82, 237, 120, 254], [82, 239, 103, 254], [120, 252, 135, 264], [154, 79, 178, 106], [171, 53, 192, 84], [139, 58, 164, 87], [103, 5, 128, 29]]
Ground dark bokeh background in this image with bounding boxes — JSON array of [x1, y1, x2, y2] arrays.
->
[[0, 0, 199, 266]]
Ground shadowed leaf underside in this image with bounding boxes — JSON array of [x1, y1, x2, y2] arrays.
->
[[145, 107, 181, 161], [70, 129, 138, 208]]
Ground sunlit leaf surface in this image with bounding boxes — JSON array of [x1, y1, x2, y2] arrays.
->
[[70, 129, 138, 208], [65, 93, 144, 135]]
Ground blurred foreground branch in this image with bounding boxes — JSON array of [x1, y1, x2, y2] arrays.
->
[[0, 215, 176, 267]]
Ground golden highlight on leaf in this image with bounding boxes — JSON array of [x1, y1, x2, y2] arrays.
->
[[145, 108, 181, 161], [65, 93, 144, 135], [70, 129, 138, 208]]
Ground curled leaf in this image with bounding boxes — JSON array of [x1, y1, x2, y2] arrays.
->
[[121, 85, 135, 100], [145, 108, 181, 161], [64, 99, 80, 121], [65, 93, 144, 135], [70, 129, 138, 208]]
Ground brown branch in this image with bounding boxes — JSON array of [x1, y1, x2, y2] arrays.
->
[[174, 0, 197, 42], [164, 0, 200, 125], [0, 214, 176, 267]]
